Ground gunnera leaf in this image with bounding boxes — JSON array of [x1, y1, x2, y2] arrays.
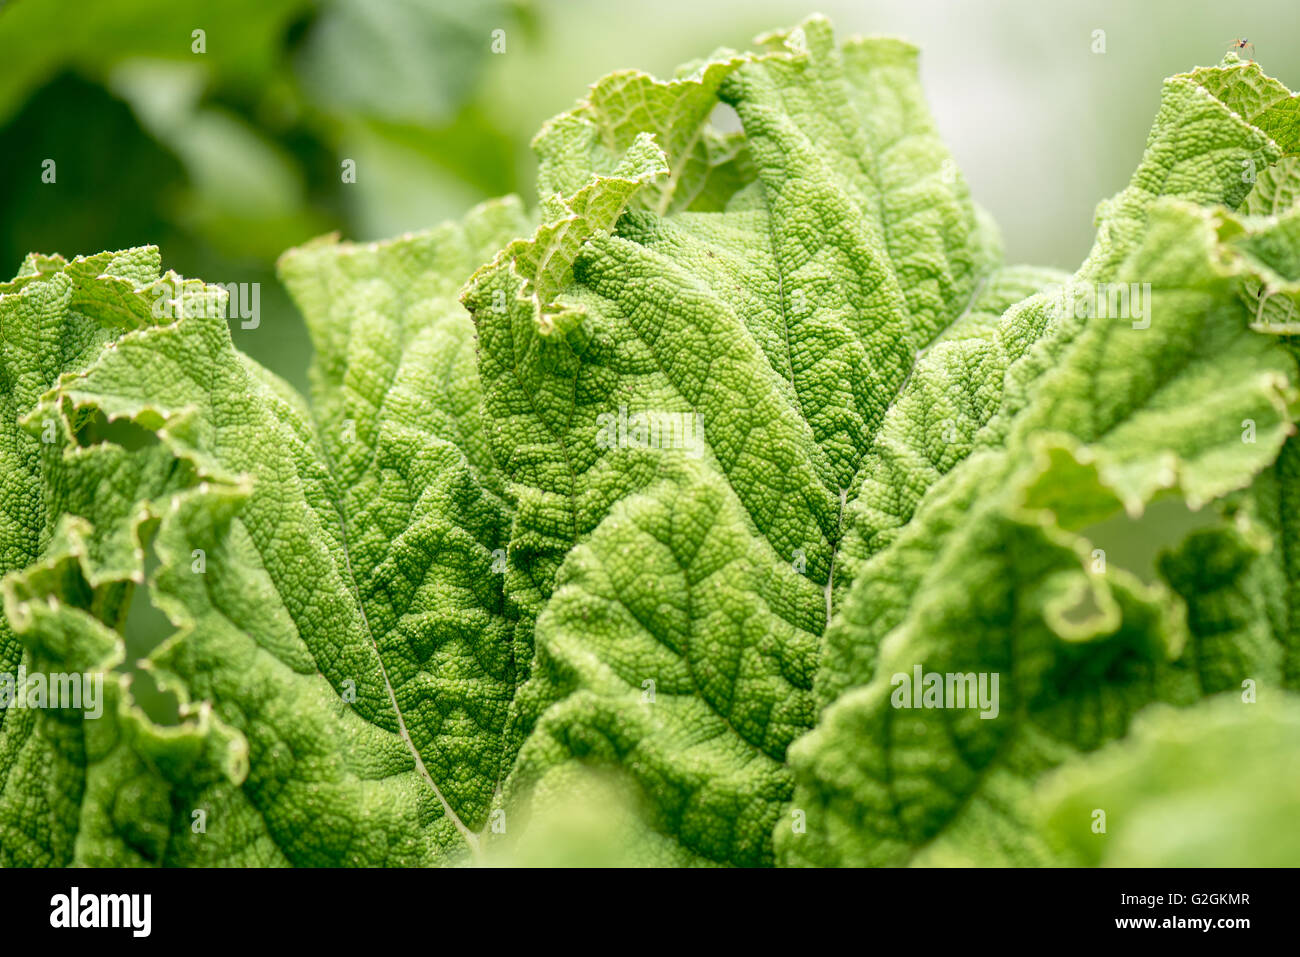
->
[[1, 199, 527, 865], [4, 17, 1300, 871], [462, 22, 1300, 866]]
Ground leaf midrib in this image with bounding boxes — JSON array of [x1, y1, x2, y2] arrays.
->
[[306, 401, 482, 858]]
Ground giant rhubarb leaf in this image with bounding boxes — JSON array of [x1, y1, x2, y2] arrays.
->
[[1, 198, 526, 865], [4, 18, 1300, 870], [1039, 694, 1300, 867], [466, 23, 1300, 867], [780, 62, 1300, 865], [461, 16, 1007, 865]]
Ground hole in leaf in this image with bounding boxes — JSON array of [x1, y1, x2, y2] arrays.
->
[[708, 101, 742, 134], [1081, 496, 1222, 584], [126, 667, 181, 726], [1057, 582, 1104, 627], [120, 526, 182, 725], [72, 408, 163, 450]]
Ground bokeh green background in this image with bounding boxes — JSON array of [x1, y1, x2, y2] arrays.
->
[[1, 0, 1296, 395]]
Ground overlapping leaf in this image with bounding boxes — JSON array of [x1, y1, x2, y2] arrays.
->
[[782, 121, 1300, 865], [1, 200, 525, 864], [1039, 694, 1300, 867], [462, 15, 1012, 865]]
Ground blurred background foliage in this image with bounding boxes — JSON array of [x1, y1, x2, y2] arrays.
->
[[1, 0, 1297, 393]]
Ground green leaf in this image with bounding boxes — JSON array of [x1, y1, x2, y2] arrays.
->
[[462, 15, 1012, 866], [472, 19, 1300, 869], [0, 249, 248, 865], [1, 199, 525, 865], [782, 199, 1300, 865], [1039, 694, 1300, 867], [1178, 55, 1300, 157], [6, 15, 1300, 871]]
